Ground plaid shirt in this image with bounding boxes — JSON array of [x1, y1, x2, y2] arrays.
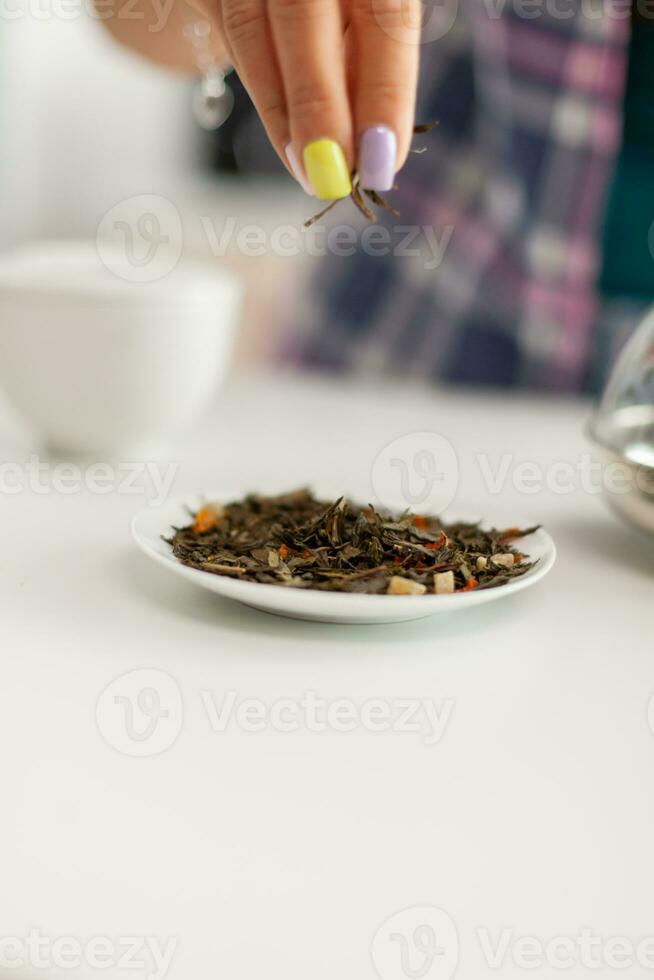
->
[[283, 1, 649, 393]]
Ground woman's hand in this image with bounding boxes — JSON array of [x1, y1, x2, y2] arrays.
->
[[203, 0, 421, 199]]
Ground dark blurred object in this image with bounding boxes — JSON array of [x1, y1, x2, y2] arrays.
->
[[197, 73, 284, 177]]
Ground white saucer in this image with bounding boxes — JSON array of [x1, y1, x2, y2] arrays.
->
[[131, 493, 556, 625]]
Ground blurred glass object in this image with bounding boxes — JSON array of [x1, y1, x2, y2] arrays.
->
[[589, 306, 654, 534]]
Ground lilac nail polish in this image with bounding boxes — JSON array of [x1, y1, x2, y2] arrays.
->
[[359, 126, 397, 192], [284, 143, 314, 196]]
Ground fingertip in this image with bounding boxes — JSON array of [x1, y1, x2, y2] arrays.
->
[[358, 125, 397, 191], [284, 142, 315, 196], [302, 138, 352, 200]]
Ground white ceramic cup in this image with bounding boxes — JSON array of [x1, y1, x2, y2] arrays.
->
[[0, 241, 241, 455]]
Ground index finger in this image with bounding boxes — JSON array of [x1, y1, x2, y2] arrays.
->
[[268, 0, 354, 200]]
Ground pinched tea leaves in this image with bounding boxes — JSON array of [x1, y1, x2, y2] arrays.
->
[[304, 122, 437, 229], [167, 490, 539, 596]]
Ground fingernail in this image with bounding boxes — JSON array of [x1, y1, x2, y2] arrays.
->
[[284, 143, 314, 196], [358, 126, 397, 192], [302, 139, 352, 201]]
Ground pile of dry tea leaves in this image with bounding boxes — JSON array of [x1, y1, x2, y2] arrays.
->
[[168, 490, 539, 596]]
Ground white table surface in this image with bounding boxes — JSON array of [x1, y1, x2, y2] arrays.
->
[[1, 369, 653, 980]]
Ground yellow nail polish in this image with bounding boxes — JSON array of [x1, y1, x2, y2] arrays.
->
[[303, 139, 352, 200]]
